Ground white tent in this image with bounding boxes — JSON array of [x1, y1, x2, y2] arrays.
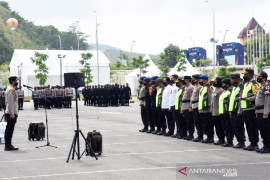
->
[[125, 55, 160, 95], [168, 59, 199, 76], [10, 49, 111, 96]]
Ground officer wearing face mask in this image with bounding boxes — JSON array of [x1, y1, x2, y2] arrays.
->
[[156, 78, 167, 135], [210, 77, 225, 145], [174, 78, 185, 138], [219, 78, 234, 147], [241, 69, 259, 151], [150, 76, 159, 134], [191, 74, 203, 142], [255, 71, 270, 153], [4, 76, 19, 151], [199, 75, 214, 143], [139, 76, 147, 132], [229, 73, 246, 149], [144, 78, 155, 133]]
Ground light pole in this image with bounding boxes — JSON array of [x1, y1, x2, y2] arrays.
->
[[130, 40, 135, 65], [58, 35, 62, 50], [76, 32, 80, 50], [93, 11, 100, 85], [223, 30, 228, 43], [58, 55, 66, 86], [17, 63, 22, 87]]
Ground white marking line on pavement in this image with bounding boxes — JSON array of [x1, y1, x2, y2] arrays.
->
[[3, 161, 270, 179], [1, 167, 175, 179], [0, 149, 228, 163]]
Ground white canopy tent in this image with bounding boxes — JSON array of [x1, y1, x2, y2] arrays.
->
[[125, 55, 160, 95], [10, 49, 111, 96], [168, 59, 199, 76]]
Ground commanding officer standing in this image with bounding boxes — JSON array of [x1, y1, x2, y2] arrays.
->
[[199, 75, 214, 143], [191, 74, 203, 142], [255, 71, 270, 153], [210, 77, 225, 145], [180, 76, 194, 140], [241, 69, 259, 151], [4, 76, 19, 151], [229, 73, 246, 148], [17, 86, 24, 110], [32, 87, 40, 110]]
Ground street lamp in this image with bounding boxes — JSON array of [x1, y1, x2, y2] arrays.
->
[[223, 30, 228, 43], [58, 35, 62, 50], [17, 63, 23, 87], [58, 54, 66, 86], [131, 40, 135, 54], [93, 11, 100, 85]]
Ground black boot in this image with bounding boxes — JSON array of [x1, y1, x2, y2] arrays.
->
[[185, 135, 194, 141], [233, 142, 245, 149], [5, 145, 19, 151], [202, 138, 214, 143], [139, 128, 148, 133], [192, 136, 204, 142], [213, 139, 225, 145], [256, 147, 270, 153], [221, 141, 233, 147]]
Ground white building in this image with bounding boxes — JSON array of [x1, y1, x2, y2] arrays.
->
[[10, 49, 111, 96]]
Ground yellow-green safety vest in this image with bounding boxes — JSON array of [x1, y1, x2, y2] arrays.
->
[[219, 90, 231, 114], [175, 88, 183, 110], [229, 86, 241, 112], [199, 86, 208, 110], [241, 82, 254, 109], [156, 88, 162, 108]]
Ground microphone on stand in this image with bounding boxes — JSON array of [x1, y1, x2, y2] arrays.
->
[[23, 85, 32, 89]]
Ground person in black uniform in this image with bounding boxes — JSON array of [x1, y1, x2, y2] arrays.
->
[[144, 78, 155, 133], [125, 83, 131, 106], [150, 76, 159, 134], [32, 87, 39, 110]]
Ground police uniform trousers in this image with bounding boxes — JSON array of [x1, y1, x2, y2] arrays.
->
[[140, 105, 148, 130], [4, 114, 18, 148], [184, 110, 194, 137], [243, 109, 259, 145], [200, 113, 214, 139], [174, 109, 184, 136], [18, 98, 24, 110], [257, 113, 270, 148], [152, 106, 159, 130], [193, 108, 204, 138], [146, 106, 155, 130], [213, 116, 225, 141], [164, 109, 174, 134], [231, 112, 246, 143], [221, 113, 234, 143], [170, 106, 178, 135], [157, 108, 165, 131], [33, 98, 39, 109]]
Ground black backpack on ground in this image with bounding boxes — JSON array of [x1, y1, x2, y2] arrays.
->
[[28, 122, 45, 141], [85, 130, 102, 156]]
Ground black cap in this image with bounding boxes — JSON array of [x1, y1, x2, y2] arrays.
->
[[8, 76, 18, 82], [172, 74, 178, 79], [184, 76, 191, 80], [259, 71, 268, 79], [231, 73, 240, 79], [215, 77, 222, 82], [222, 78, 231, 85], [192, 74, 200, 79], [243, 69, 254, 75]]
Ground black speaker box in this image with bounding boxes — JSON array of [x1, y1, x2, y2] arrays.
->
[[64, 73, 85, 88]]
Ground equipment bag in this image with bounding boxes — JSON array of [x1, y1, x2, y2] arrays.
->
[[28, 122, 45, 141], [86, 130, 102, 156]]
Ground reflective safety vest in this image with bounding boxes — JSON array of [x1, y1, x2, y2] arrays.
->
[[219, 90, 231, 114], [156, 88, 163, 108], [175, 88, 184, 110], [199, 86, 208, 110], [241, 82, 255, 109], [229, 86, 242, 112]]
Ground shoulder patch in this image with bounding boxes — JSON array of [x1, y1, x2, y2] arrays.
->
[[252, 84, 259, 95], [265, 85, 270, 95]]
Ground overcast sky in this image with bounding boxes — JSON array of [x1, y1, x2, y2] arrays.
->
[[4, 0, 270, 57]]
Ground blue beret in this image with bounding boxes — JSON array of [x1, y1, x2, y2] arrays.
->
[[143, 77, 151, 82], [151, 76, 158, 80], [140, 76, 146, 80], [199, 75, 209, 80]]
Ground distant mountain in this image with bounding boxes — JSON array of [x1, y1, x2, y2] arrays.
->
[[89, 43, 159, 65]]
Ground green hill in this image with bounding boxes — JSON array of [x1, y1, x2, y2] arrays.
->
[[0, 1, 89, 64]]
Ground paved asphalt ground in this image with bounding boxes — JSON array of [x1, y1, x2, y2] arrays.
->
[[0, 101, 270, 180]]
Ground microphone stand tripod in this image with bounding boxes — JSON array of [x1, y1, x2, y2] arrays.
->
[[25, 87, 57, 148], [66, 87, 97, 163]]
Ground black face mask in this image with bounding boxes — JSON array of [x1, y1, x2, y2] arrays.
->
[[176, 83, 180, 87], [199, 82, 204, 86], [15, 82, 18, 87], [257, 78, 262, 83], [143, 83, 147, 86], [222, 85, 227, 90], [232, 82, 238, 87], [213, 82, 217, 87], [243, 76, 249, 82], [182, 81, 186, 86], [192, 80, 196, 85]]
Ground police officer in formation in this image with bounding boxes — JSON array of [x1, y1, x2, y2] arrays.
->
[[17, 86, 24, 110], [82, 84, 131, 107], [138, 69, 270, 153], [31, 86, 73, 110]]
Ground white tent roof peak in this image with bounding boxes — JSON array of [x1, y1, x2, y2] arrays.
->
[[169, 59, 199, 76]]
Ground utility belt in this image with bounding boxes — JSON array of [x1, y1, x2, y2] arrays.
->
[[255, 105, 264, 110], [182, 99, 190, 103], [18, 95, 24, 98], [192, 100, 198, 104]]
